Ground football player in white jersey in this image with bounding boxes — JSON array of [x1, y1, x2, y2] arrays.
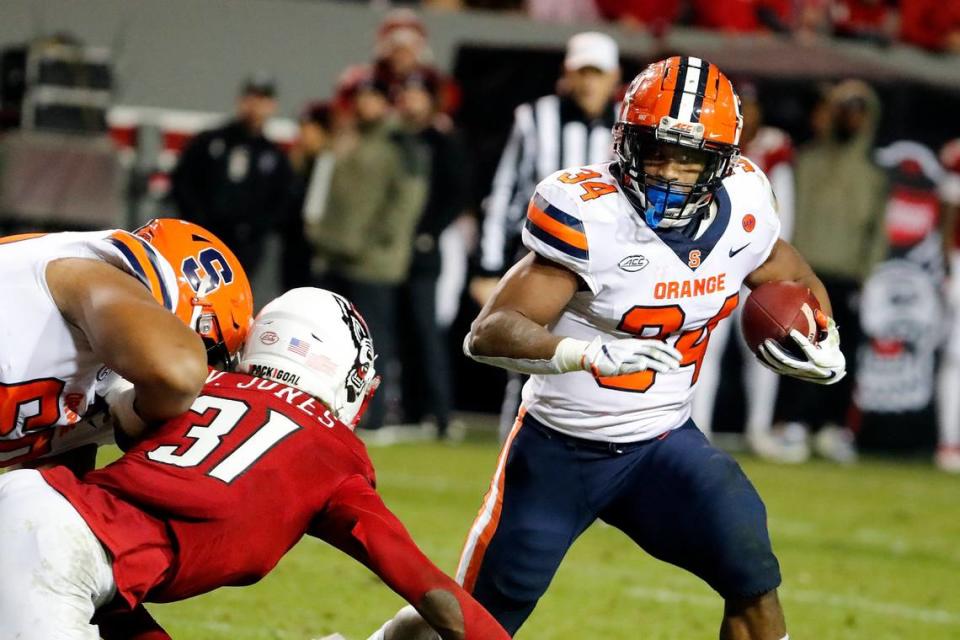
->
[[0, 218, 253, 472], [372, 57, 844, 640]]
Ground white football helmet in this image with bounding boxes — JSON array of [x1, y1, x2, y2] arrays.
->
[[238, 288, 379, 428]]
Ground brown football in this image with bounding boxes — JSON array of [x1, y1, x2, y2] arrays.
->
[[741, 281, 822, 357]]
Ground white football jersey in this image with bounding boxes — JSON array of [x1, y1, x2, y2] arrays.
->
[[521, 159, 780, 442], [0, 230, 178, 465]]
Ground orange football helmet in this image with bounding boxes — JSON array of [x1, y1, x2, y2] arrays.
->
[[134, 219, 254, 368], [614, 56, 742, 228]]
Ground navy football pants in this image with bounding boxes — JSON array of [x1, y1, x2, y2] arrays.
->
[[456, 412, 782, 636]]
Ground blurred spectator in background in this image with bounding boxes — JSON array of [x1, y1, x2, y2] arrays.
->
[[830, 0, 898, 46], [283, 101, 335, 291], [786, 79, 888, 463], [937, 138, 960, 472], [693, 81, 799, 462], [463, 0, 524, 9], [374, 9, 432, 98], [309, 67, 429, 431], [372, 9, 461, 117], [470, 31, 620, 437], [171, 74, 292, 279], [900, 0, 960, 53], [396, 68, 471, 439], [594, 0, 681, 34], [692, 0, 795, 33], [527, 0, 602, 24]]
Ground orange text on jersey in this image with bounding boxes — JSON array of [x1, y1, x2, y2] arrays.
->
[[654, 274, 726, 300]]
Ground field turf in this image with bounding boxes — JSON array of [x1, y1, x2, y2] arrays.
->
[[129, 438, 959, 639]]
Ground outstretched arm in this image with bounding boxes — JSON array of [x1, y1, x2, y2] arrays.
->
[[310, 476, 509, 640], [46, 258, 208, 431]]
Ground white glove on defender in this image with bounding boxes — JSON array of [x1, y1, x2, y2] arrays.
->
[[464, 334, 681, 378], [757, 316, 846, 385]]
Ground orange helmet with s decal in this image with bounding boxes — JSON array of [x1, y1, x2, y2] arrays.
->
[[614, 56, 742, 228], [134, 219, 253, 368]]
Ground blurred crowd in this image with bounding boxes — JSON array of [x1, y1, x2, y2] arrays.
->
[[170, 11, 467, 436], [354, 0, 960, 54], [123, 8, 960, 469]]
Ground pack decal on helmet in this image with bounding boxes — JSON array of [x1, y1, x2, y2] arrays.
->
[[247, 364, 301, 387]]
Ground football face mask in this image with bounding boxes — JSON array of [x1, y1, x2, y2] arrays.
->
[[626, 134, 720, 228]]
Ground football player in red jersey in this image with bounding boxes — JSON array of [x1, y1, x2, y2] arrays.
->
[[0, 288, 509, 640]]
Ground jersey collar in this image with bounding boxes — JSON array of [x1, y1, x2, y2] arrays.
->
[[648, 186, 730, 271]]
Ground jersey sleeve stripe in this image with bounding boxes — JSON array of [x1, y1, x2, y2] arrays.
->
[[0, 233, 46, 246], [128, 234, 176, 312], [107, 232, 174, 311], [524, 217, 589, 260], [526, 195, 589, 259], [533, 193, 586, 232]]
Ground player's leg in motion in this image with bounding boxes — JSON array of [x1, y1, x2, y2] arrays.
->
[[0, 469, 116, 640], [599, 422, 786, 640], [456, 414, 597, 635]]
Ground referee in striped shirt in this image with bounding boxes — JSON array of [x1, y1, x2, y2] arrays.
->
[[468, 32, 621, 437]]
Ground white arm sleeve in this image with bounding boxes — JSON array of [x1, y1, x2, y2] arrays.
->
[[463, 333, 588, 375]]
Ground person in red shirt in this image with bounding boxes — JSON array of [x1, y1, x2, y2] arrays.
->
[[0, 287, 510, 640], [900, 0, 960, 52], [691, 0, 795, 33]]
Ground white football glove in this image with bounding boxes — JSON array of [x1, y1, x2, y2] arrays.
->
[[99, 377, 150, 440], [574, 335, 682, 378], [757, 316, 846, 385], [464, 334, 681, 377]]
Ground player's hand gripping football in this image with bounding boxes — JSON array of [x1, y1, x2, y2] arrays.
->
[[575, 336, 682, 378], [757, 315, 846, 385]]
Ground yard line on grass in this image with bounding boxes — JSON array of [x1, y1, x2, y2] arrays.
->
[[626, 586, 960, 626], [787, 588, 960, 625]]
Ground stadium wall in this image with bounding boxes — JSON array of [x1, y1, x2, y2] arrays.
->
[[1, 0, 959, 119]]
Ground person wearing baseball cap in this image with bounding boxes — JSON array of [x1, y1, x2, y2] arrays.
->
[[170, 71, 292, 280], [470, 31, 621, 439]]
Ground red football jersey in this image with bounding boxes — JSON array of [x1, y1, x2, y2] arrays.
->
[[42, 371, 510, 640]]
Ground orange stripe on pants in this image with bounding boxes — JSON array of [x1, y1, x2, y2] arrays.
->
[[456, 407, 526, 593]]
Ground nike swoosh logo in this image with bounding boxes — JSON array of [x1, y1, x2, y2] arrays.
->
[[729, 243, 750, 258]]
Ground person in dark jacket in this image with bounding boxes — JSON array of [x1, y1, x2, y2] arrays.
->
[[396, 68, 471, 438], [283, 101, 336, 290], [309, 67, 429, 431], [171, 74, 293, 279]]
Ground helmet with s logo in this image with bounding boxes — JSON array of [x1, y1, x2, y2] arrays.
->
[[614, 56, 742, 228], [134, 218, 253, 368]]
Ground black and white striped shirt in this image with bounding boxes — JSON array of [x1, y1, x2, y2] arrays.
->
[[478, 94, 618, 276]]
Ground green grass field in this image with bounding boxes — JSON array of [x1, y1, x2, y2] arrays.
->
[[139, 438, 960, 640]]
